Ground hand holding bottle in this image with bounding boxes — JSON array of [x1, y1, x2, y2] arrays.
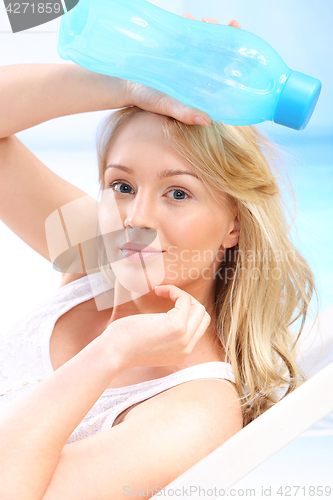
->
[[123, 14, 241, 126]]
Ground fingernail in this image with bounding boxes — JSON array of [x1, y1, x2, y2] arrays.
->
[[194, 116, 210, 126], [202, 18, 219, 24]]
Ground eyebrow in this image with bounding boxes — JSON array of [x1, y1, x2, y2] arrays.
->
[[105, 164, 200, 180]]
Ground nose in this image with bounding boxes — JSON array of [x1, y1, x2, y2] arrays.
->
[[123, 190, 157, 231]]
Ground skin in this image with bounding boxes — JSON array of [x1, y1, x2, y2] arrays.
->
[[100, 111, 240, 369]]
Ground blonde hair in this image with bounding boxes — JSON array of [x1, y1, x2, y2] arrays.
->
[[95, 106, 318, 426]]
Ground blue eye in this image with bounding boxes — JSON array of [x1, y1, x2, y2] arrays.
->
[[109, 181, 134, 194], [108, 182, 191, 201], [166, 189, 189, 201]]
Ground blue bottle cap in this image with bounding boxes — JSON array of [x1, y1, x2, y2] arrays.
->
[[274, 71, 321, 131]]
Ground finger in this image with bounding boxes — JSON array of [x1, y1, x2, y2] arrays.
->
[[155, 284, 205, 339], [155, 284, 192, 328], [182, 13, 196, 20], [228, 19, 242, 29], [152, 92, 211, 127], [154, 284, 198, 308], [186, 311, 211, 352], [156, 285, 207, 343], [202, 18, 219, 24], [184, 301, 207, 343]]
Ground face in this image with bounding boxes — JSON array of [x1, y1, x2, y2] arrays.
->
[[98, 112, 239, 300]]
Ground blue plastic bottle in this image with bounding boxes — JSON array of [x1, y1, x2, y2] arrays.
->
[[57, 0, 322, 130]]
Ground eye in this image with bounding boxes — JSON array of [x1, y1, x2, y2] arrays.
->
[[108, 181, 191, 202], [108, 181, 134, 195], [166, 188, 191, 201]]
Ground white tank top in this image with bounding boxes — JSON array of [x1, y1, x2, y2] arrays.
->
[[0, 272, 235, 444]]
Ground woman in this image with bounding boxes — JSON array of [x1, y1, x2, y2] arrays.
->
[[0, 14, 316, 500]]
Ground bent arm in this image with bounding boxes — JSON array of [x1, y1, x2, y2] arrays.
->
[[0, 284, 242, 500], [0, 334, 242, 500], [0, 329, 121, 500], [0, 285, 204, 500], [0, 64, 127, 139], [0, 63, 127, 264]]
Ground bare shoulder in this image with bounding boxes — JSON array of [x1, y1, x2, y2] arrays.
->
[[43, 378, 243, 499], [125, 378, 243, 439]]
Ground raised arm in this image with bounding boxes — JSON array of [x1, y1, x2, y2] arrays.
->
[[0, 63, 211, 140], [0, 64, 129, 264], [0, 64, 129, 139], [0, 63, 211, 266]]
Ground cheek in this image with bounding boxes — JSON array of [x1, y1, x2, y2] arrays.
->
[[98, 192, 124, 234], [165, 212, 218, 260], [184, 215, 229, 262], [165, 212, 199, 247], [177, 210, 223, 242]]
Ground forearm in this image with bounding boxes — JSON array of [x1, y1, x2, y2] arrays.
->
[[0, 329, 122, 500], [0, 63, 127, 138]]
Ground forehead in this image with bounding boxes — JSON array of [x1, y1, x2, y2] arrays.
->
[[105, 113, 202, 180], [107, 112, 177, 159]]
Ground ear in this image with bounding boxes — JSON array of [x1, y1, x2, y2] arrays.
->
[[221, 215, 240, 249]]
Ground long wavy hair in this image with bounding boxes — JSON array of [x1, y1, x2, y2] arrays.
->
[[95, 106, 318, 426]]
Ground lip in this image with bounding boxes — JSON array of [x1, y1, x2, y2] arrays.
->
[[119, 242, 165, 263], [119, 242, 164, 253]]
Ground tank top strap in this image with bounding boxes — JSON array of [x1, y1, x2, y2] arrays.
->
[[53, 271, 112, 304], [101, 361, 236, 431]]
